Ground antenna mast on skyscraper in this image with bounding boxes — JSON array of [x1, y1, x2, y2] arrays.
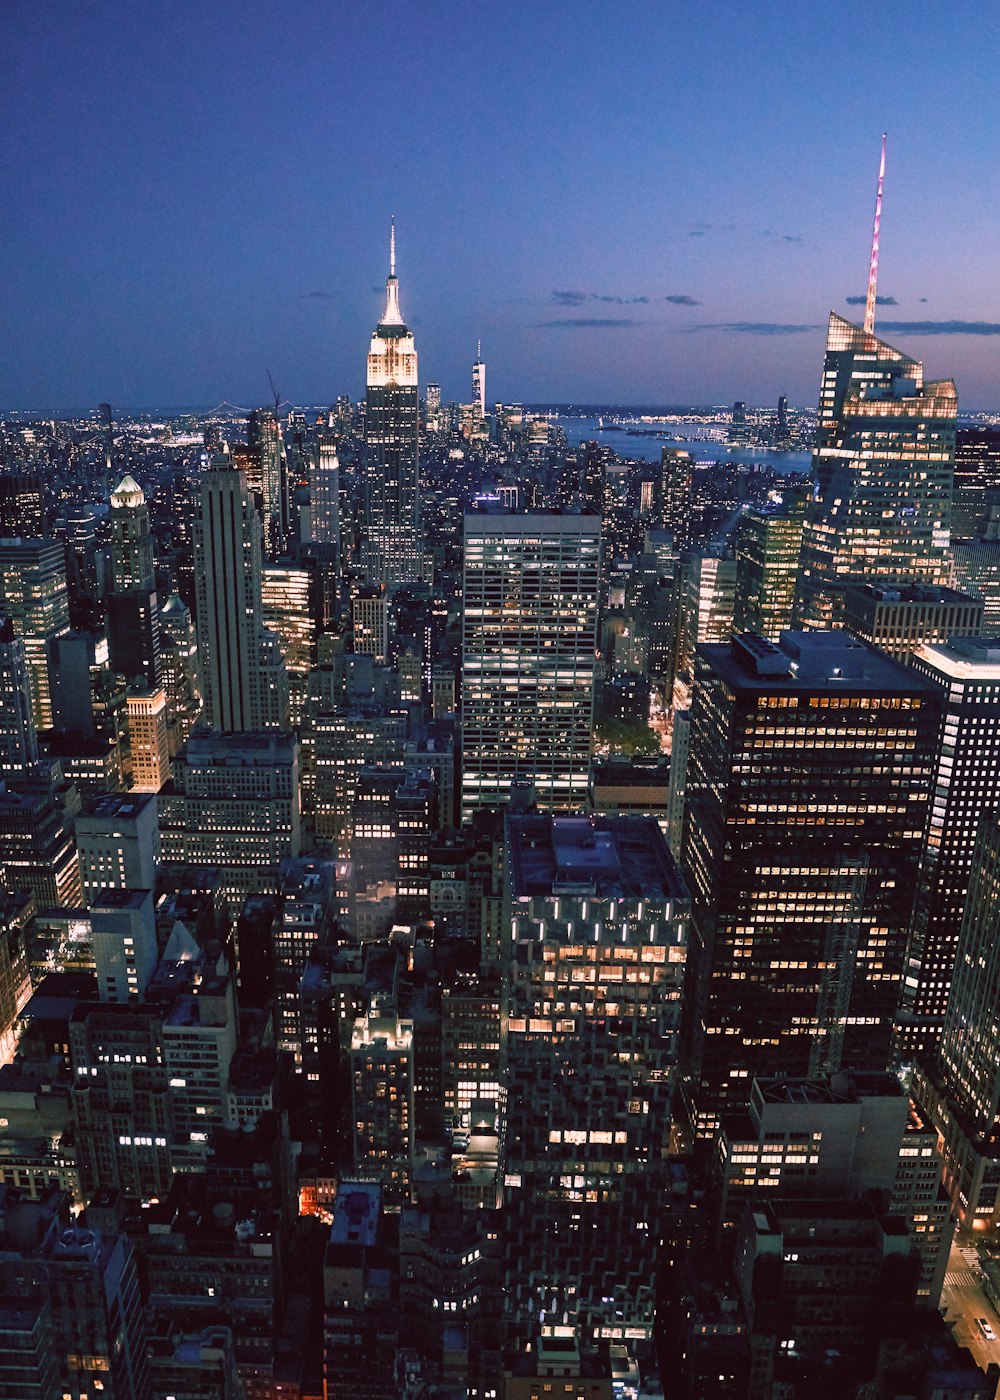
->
[[864, 134, 887, 337], [390, 217, 396, 277]]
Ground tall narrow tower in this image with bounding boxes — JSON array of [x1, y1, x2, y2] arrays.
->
[[363, 221, 421, 588], [471, 340, 486, 420], [193, 459, 289, 733], [107, 474, 161, 687], [795, 138, 954, 628]]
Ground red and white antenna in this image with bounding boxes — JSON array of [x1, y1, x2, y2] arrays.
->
[[864, 134, 887, 336]]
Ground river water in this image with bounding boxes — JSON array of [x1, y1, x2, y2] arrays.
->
[[558, 415, 814, 474]]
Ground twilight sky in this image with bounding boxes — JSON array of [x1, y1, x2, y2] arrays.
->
[[3, 0, 1000, 412]]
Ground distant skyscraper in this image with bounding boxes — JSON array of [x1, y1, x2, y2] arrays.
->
[[917, 811, 1000, 1230], [661, 447, 694, 551], [126, 685, 171, 793], [308, 432, 340, 549], [247, 408, 287, 555], [363, 222, 421, 587], [796, 317, 955, 627], [681, 631, 940, 1143], [897, 638, 1000, 1055], [109, 473, 155, 591], [733, 496, 806, 641], [0, 615, 38, 779], [107, 474, 161, 688], [472, 341, 486, 419], [0, 538, 71, 729], [193, 459, 290, 732], [460, 510, 600, 819]]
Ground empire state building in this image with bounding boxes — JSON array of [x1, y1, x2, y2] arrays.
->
[[363, 223, 421, 587]]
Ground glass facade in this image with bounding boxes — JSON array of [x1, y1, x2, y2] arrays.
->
[[681, 633, 941, 1142], [460, 512, 600, 820], [797, 313, 955, 629]]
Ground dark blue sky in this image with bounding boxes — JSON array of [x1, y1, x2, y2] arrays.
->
[[3, 0, 999, 411]]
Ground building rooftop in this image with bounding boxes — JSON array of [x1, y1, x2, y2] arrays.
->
[[848, 582, 980, 606], [702, 631, 939, 695], [506, 813, 686, 902], [329, 1182, 381, 1248], [913, 635, 1000, 678], [79, 791, 155, 821], [91, 887, 151, 912]]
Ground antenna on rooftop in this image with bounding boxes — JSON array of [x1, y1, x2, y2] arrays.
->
[[864, 134, 887, 337]]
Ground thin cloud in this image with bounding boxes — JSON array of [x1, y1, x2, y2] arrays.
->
[[781, 234, 802, 243], [303, 289, 333, 299], [846, 294, 898, 306], [687, 229, 706, 237], [879, 320, 1000, 336], [689, 322, 818, 336], [551, 290, 649, 306], [535, 318, 640, 329], [665, 294, 701, 306]]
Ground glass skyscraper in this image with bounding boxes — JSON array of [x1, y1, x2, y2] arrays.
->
[[681, 630, 941, 1144], [796, 312, 955, 629], [460, 509, 600, 820]]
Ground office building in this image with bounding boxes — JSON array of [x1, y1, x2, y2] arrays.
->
[[0, 786, 82, 907], [158, 729, 301, 900], [661, 447, 695, 551], [349, 1008, 415, 1198], [0, 538, 70, 729], [323, 1183, 399, 1400], [76, 791, 159, 904], [271, 856, 337, 1064], [953, 536, 1000, 630], [69, 1001, 174, 1198], [843, 582, 983, 661], [106, 475, 161, 689], [460, 511, 599, 820], [0, 615, 38, 779], [897, 638, 1000, 1054], [193, 460, 290, 733], [352, 584, 389, 662], [502, 814, 688, 1352], [796, 314, 955, 628], [308, 432, 340, 549], [91, 887, 157, 1004], [0, 469, 44, 537], [0, 1189, 149, 1400], [678, 550, 737, 677], [712, 1072, 952, 1305], [158, 591, 202, 751], [681, 631, 940, 1143], [916, 812, 1000, 1230], [351, 765, 434, 940], [309, 709, 406, 857], [108, 473, 155, 591], [733, 497, 806, 642], [125, 686, 170, 793], [247, 407, 287, 555], [363, 224, 421, 587], [261, 561, 317, 726]]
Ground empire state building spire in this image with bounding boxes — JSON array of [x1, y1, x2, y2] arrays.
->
[[364, 219, 421, 586], [380, 217, 405, 329]]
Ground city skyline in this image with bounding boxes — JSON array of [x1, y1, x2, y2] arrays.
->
[[4, 2, 1000, 410]]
